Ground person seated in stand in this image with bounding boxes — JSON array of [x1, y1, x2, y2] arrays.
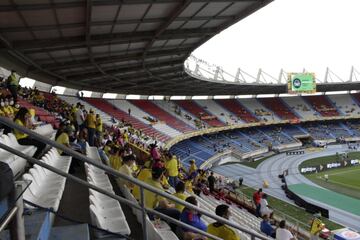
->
[[13, 107, 46, 159], [55, 125, 74, 155], [207, 204, 240, 240], [172, 181, 188, 212], [188, 159, 197, 177], [117, 154, 136, 188], [260, 215, 276, 238], [143, 164, 180, 231], [179, 196, 207, 240], [276, 220, 296, 240]]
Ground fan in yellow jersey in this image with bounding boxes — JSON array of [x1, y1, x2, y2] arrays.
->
[[13, 107, 46, 159], [207, 204, 240, 240], [172, 181, 188, 212], [95, 114, 103, 140], [165, 154, 179, 188], [86, 109, 96, 146]]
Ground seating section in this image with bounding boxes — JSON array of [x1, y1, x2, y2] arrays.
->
[[18, 98, 59, 128], [216, 99, 258, 123], [59, 96, 114, 127], [84, 98, 170, 143], [0, 133, 36, 177], [304, 95, 340, 117], [238, 98, 280, 122], [328, 94, 360, 116], [175, 100, 224, 127], [195, 100, 236, 124], [129, 100, 194, 133], [22, 148, 72, 212], [281, 96, 318, 120], [85, 144, 131, 237], [258, 98, 299, 121]]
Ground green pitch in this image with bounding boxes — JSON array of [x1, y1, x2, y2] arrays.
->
[[305, 165, 360, 200]]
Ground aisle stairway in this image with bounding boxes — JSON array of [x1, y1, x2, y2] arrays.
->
[[84, 98, 170, 142], [174, 100, 224, 127], [216, 99, 258, 123], [129, 100, 194, 133]]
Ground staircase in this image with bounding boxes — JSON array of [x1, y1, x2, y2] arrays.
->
[[174, 100, 224, 127], [129, 100, 194, 133], [216, 99, 258, 123], [84, 98, 170, 142], [258, 98, 299, 120], [303, 95, 340, 117]]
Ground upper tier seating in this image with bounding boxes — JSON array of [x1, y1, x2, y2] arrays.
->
[[195, 100, 237, 124], [84, 98, 170, 142], [174, 100, 224, 127], [258, 98, 299, 121], [237, 98, 280, 122], [328, 94, 360, 116], [216, 99, 258, 123], [281, 96, 318, 120], [130, 100, 194, 133], [304, 95, 340, 117]]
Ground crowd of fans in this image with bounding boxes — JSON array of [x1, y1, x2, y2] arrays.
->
[[0, 75, 306, 240]]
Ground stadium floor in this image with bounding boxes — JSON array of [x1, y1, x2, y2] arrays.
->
[[288, 184, 360, 216]]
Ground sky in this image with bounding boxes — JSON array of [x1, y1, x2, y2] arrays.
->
[[193, 0, 360, 83]]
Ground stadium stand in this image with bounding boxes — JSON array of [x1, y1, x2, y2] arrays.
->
[[328, 94, 360, 116], [129, 100, 194, 133], [84, 98, 171, 143], [216, 99, 259, 123], [282, 96, 319, 120], [194, 100, 236, 125], [174, 100, 225, 127], [258, 98, 299, 121], [304, 95, 341, 117], [238, 98, 280, 122]]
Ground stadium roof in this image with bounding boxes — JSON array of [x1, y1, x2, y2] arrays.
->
[[1, 0, 359, 96]]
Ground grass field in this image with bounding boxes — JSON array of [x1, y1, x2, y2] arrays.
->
[[236, 186, 343, 230], [305, 165, 360, 200], [299, 151, 360, 169]]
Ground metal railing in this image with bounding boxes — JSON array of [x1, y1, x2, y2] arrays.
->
[[0, 116, 271, 240]]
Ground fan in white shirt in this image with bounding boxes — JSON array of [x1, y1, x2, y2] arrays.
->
[[276, 220, 296, 240]]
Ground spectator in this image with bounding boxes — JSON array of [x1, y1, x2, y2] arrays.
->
[[74, 103, 85, 133], [207, 204, 240, 240], [143, 165, 180, 231], [260, 193, 273, 218], [13, 107, 46, 159], [55, 126, 74, 155], [165, 154, 179, 188], [276, 220, 296, 240], [188, 159, 197, 177], [260, 215, 276, 238], [118, 154, 136, 188], [172, 181, 187, 212], [95, 113, 103, 140], [86, 109, 96, 146], [128, 108, 131, 115], [208, 171, 216, 193], [6, 70, 19, 103], [253, 188, 263, 217], [179, 196, 207, 240]]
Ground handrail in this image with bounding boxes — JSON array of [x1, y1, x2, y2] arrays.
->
[[0, 206, 18, 232], [0, 116, 271, 240], [0, 142, 221, 240]]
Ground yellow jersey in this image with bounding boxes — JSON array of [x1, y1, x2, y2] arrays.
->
[[56, 132, 69, 154], [133, 168, 152, 200], [189, 163, 197, 175], [207, 223, 240, 240], [86, 113, 96, 129], [143, 177, 165, 209], [165, 157, 178, 177], [109, 155, 122, 171], [96, 117, 103, 132], [14, 119, 28, 140], [172, 192, 188, 212]]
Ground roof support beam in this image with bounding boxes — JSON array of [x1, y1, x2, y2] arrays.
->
[[14, 28, 215, 53], [0, 0, 260, 12]]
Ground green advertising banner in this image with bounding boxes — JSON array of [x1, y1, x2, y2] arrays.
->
[[288, 73, 316, 93]]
